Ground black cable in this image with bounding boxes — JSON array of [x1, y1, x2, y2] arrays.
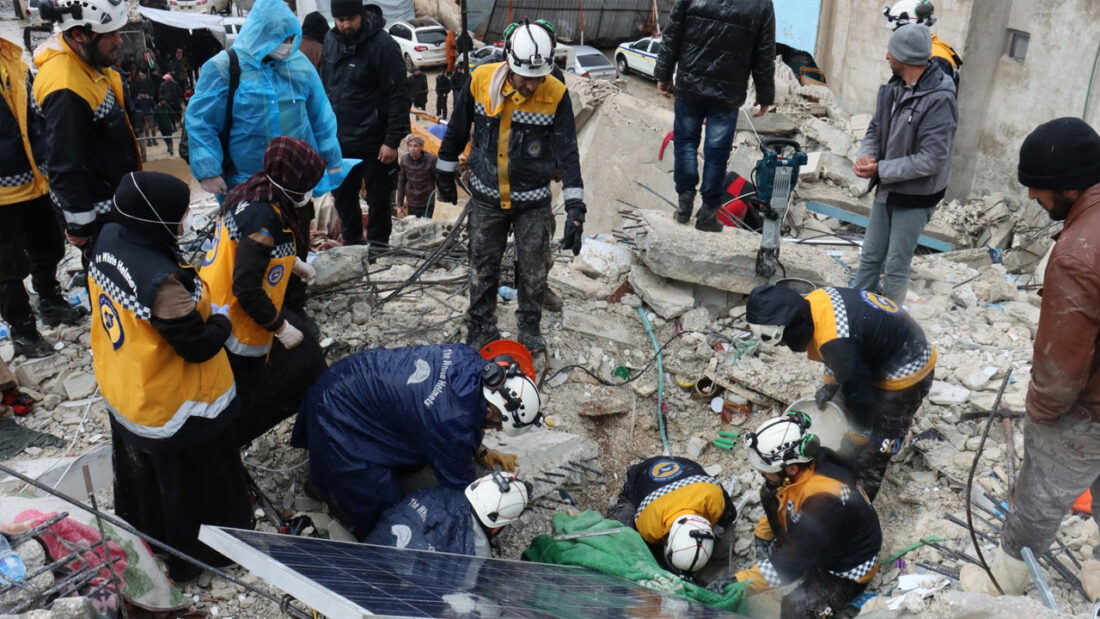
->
[[966, 370, 1013, 596]]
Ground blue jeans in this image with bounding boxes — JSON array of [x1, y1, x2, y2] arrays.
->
[[852, 200, 934, 304], [673, 99, 739, 206]]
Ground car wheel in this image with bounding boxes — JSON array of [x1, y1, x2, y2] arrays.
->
[[404, 54, 415, 73], [616, 55, 629, 75]]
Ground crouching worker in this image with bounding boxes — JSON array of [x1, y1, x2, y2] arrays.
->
[[607, 456, 734, 575], [734, 413, 881, 618], [365, 471, 530, 557], [746, 284, 935, 501], [202, 137, 328, 446], [89, 172, 252, 582], [291, 344, 543, 537]]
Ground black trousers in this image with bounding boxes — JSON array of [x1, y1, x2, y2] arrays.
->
[[283, 202, 314, 315], [332, 158, 397, 247], [436, 92, 448, 119], [465, 197, 551, 342], [413, 92, 428, 110], [780, 568, 868, 619], [0, 195, 65, 331]]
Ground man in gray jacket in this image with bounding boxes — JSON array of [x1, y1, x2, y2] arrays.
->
[[852, 24, 958, 304]]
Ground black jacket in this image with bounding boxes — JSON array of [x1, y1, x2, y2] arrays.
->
[[435, 72, 451, 95], [408, 72, 428, 98], [654, 0, 776, 110], [0, 74, 48, 193], [320, 17, 411, 156]]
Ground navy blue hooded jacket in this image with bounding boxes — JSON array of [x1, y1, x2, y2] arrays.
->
[[363, 487, 476, 555]]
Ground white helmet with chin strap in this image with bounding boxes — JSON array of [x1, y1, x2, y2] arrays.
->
[[504, 19, 556, 78], [747, 323, 785, 352], [745, 412, 821, 474], [883, 0, 936, 30], [664, 514, 715, 573], [39, 0, 127, 33], [481, 357, 543, 435], [465, 471, 531, 527]]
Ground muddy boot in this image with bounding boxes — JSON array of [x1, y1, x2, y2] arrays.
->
[[12, 322, 54, 359], [542, 288, 563, 312], [466, 326, 501, 351], [517, 322, 546, 354], [675, 190, 696, 224], [694, 204, 724, 232], [38, 293, 88, 327]]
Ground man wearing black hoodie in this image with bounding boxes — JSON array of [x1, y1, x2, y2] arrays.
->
[[321, 0, 411, 249]]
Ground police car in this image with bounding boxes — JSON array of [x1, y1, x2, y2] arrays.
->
[[614, 35, 662, 79]]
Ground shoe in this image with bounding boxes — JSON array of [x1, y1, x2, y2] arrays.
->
[[38, 294, 88, 327], [694, 204, 724, 232], [12, 330, 54, 359], [675, 190, 696, 224], [517, 323, 546, 354], [959, 546, 1029, 596], [542, 288, 563, 312], [466, 327, 501, 351]]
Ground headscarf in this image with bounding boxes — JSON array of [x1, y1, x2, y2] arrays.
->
[[222, 136, 326, 246], [111, 171, 191, 257]]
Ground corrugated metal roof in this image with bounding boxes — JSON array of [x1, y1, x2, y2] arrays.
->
[[478, 0, 675, 48]]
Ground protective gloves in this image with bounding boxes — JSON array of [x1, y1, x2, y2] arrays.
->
[[436, 170, 457, 204], [200, 176, 227, 195], [560, 199, 586, 256], [274, 320, 303, 349], [476, 448, 519, 472], [705, 577, 738, 594], [814, 383, 840, 408], [753, 535, 774, 560], [293, 257, 316, 285]]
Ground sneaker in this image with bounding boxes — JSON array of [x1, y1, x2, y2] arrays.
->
[[38, 294, 88, 327], [13, 331, 54, 359], [542, 288, 563, 312]]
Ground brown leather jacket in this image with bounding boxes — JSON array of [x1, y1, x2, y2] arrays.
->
[[396, 151, 436, 209], [299, 37, 323, 71], [1027, 184, 1100, 425]]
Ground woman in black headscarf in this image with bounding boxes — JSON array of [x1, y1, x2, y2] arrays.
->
[[88, 171, 252, 582]]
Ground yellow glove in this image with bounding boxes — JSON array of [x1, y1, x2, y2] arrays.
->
[[477, 448, 519, 472]]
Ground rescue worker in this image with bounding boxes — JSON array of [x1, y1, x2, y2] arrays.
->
[[883, 0, 962, 87], [1, 35, 86, 359], [89, 172, 251, 583], [33, 0, 140, 262], [291, 344, 543, 536], [607, 456, 734, 574], [201, 137, 328, 446], [436, 19, 585, 352], [746, 284, 936, 501], [364, 471, 530, 557], [732, 413, 881, 617]]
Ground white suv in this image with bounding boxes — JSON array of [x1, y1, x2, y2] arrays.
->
[[387, 18, 448, 72]]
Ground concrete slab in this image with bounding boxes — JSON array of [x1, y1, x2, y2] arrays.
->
[[0, 445, 113, 499], [481, 429, 599, 500], [562, 307, 637, 345], [311, 245, 372, 289], [573, 238, 635, 281], [628, 264, 695, 319], [737, 111, 798, 136], [548, 268, 615, 300], [637, 210, 850, 294], [819, 151, 870, 194]]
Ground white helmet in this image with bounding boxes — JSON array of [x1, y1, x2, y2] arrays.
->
[[664, 514, 715, 573], [745, 412, 820, 474], [883, 0, 936, 30], [465, 471, 530, 527], [482, 361, 542, 436], [747, 323, 785, 352], [39, 0, 127, 33], [504, 20, 555, 78]]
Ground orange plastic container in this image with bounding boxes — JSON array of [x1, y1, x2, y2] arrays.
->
[[1074, 490, 1093, 515], [479, 339, 536, 381]]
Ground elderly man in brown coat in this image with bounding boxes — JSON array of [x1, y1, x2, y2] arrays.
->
[[396, 135, 436, 218]]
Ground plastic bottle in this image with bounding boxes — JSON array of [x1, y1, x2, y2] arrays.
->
[[0, 535, 26, 583], [498, 286, 518, 301], [0, 322, 9, 340]]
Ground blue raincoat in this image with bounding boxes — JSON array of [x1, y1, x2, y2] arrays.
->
[[184, 0, 342, 191], [291, 344, 489, 533], [363, 487, 477, 555]]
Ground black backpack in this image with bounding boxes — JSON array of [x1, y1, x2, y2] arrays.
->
[[180, 49, 240, 178]]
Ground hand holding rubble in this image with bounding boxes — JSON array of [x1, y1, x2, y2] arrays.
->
[[275, 319, 303, 349], [477, 448, 519, 472], [293, 257, 316, 285]]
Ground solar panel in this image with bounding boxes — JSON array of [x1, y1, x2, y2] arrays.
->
[[199, 526, 739, 618]]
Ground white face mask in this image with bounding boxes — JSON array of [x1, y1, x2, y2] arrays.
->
[[269, 42, 294, 60], [290, 190, 312, 208]]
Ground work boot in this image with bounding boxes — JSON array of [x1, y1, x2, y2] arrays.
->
[[466, 326, 501, 352], [959, 547, 1029, 596], [542, 288, 563, 312], [12, 326, 54, 360], [517, 324, 546, 354], [38, 293, 88, 327], [694, 204, 724, 232], [1082, 559, 1100, 601], [675, 190, 696, 224]]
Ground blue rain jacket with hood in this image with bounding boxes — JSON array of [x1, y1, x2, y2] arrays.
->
[[185, 0, 342, 190], [363, 487, 477, 555]]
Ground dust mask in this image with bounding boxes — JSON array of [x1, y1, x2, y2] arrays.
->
[[270, 42, 294, 60]]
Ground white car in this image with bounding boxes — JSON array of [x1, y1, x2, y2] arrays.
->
[[615, 35, 662, 78], [169, 0, 229, 14], [223, 16, 245, 48], [570, 44, 617, 80], [387, 18, 448, 72]]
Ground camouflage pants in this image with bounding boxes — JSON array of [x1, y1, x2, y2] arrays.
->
[[1001, 415, 1100, 561], [465, 197, 551, 346]]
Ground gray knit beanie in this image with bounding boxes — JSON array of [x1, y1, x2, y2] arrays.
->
[[888, 24, 932, 65]]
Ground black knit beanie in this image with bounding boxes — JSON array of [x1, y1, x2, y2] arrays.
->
[[330, 0, 362, 18], [302, 11, 329, 41], [1018, 117, 1100, 190]]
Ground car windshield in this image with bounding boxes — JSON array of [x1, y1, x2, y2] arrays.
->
[[578, 53, 612, 68], [417, 28, 447, 45]]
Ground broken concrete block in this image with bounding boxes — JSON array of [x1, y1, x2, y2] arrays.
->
[[819, 152, 870, 194], [389, 218, 446, 248], [928, 381, 970, 406], [62, 372, 97, 400], [14, 361, 61, 390], [848, 114, 872, 137], [638, 210, 849, 294], [949, 284, 978, 309], [628, 264, 695, 319], [804, 117, 853, 157], [311, 245, 371, 288], [482, 429, 599, 500], [955, 365, 997, 391], [799, 151, 823, 181], [351, 302, 371, 325], [684, 436, 708, 460], [679, 307, 711, 334], [1003, 301, 1040, 335], [737, 111, 798, 136], [563, 307, 636, 345], [574, 238, 634, 281], [548, 267, 614, 300]]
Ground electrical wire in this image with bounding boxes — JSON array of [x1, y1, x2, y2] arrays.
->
[[543, 328, 714, 387], [966, 369, 1013, 596]]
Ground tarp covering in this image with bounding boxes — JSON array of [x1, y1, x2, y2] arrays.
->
[[523, 510, 751, 615], [137, 7, 228, 46], [298, 0, 413, 23]]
